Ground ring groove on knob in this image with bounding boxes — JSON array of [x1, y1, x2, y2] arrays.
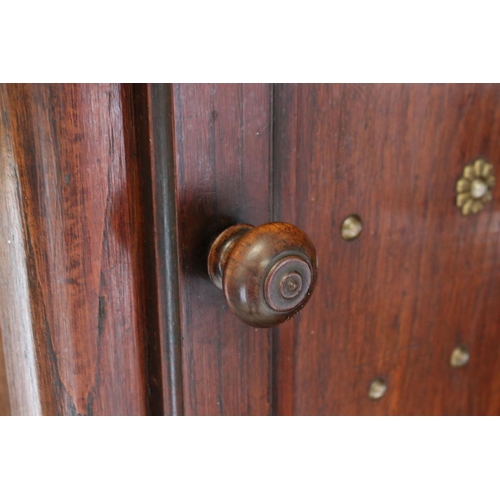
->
[[264, 256, 312, 312]]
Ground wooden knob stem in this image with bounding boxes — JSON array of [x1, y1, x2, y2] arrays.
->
[[208, 222, 318, 328]]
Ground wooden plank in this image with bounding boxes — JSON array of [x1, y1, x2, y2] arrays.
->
[[273, 84, 500, 415], [173, 84, 272, 415], [0, 84, 150, 415]]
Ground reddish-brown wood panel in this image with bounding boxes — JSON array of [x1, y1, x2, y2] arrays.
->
[[273, 84, 500, 415], [0, 84, 150, 415], [173, 84, 272, 415]]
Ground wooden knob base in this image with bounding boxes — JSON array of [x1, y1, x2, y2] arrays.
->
[[208, 222, 318, 328]]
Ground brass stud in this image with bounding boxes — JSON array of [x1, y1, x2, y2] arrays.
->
[[456, 159, 495, 215], [450, 346, 469, 368], [368, 378, 387, 400], [341, 214, 363, 241]]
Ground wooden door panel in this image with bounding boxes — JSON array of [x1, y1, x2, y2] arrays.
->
[[172, 84, 272, 415], [273, 84, 500, 415]]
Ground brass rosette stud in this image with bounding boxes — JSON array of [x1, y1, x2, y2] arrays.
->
[[456, 159, 495, 215]]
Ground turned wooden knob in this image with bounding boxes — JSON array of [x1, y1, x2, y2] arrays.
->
[[208, 222, 318, 328]]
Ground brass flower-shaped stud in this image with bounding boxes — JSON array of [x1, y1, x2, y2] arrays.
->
[[456, 159, 495, 215]]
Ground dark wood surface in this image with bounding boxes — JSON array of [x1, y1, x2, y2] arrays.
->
[[0, 84, 151, 415], [272, 84, 500, 415], [2, 83, 500, 415], [172, 84, 272, 415], [0, 83, 275, 416]]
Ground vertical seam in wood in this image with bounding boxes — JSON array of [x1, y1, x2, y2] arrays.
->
[[149, 84, 185, 416]]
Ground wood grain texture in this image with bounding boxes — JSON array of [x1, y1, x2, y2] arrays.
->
[[173, 84, 272, 415], [0, 85, 41, 415], [0, 84, 150, 415], [273, 84, 500, 415]]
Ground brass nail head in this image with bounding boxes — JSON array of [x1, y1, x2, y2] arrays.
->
[[341, 214, 363, 241], [450, 346, 469, 368], [368, 378, 387, 400]]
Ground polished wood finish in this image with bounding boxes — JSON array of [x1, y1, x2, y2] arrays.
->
[[272, 84, 500, 415], [2, 83, 500, 416], [0, 84, 151, 415], [172, 84, 272, 415], [208, 222, 318, 327]]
